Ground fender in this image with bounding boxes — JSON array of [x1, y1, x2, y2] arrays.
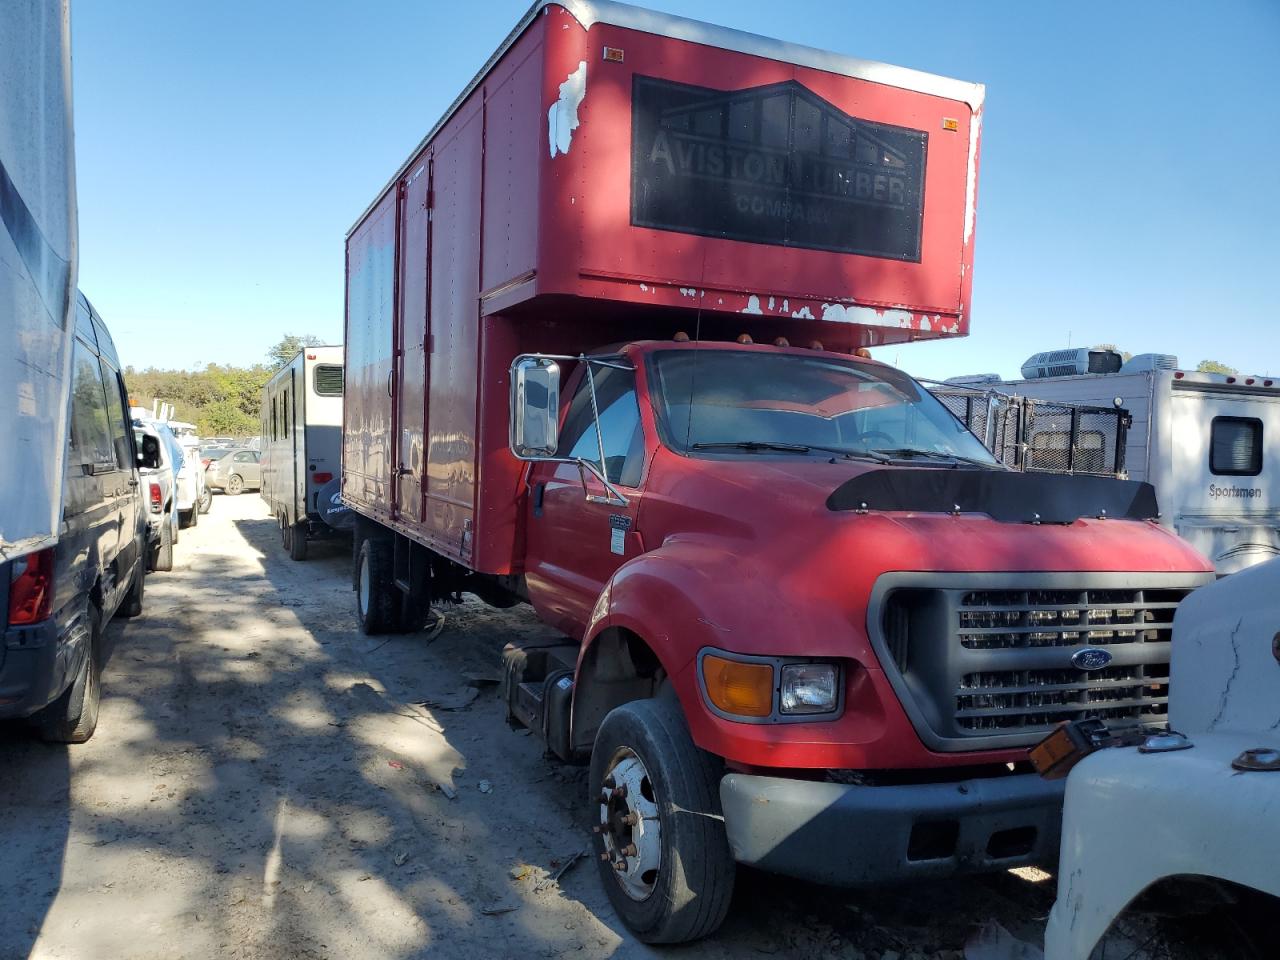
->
[[573, 534, 874, 757]]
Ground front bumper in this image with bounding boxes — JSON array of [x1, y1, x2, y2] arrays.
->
[[720, 771, 1063, 885]]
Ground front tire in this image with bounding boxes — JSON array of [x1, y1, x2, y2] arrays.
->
[[226, 474, 244, 495], [36, 604, 102, 743], [355, 537, 397, 634], [590, 697, 735, 944]]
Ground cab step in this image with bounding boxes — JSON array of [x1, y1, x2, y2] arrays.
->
[[501, 640, 579, 761]]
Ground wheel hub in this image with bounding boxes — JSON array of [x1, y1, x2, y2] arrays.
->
[[598, 749, 661, 900]]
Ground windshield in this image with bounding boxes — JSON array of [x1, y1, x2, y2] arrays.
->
[[648, 349, 998, 465]]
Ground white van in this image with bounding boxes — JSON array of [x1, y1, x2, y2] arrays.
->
[[972, 349, 1279, 574], [260, 346, 343, 560]]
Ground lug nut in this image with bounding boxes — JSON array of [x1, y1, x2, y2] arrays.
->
[[611, 784, 628, 800], [603, 776, 616, 790], [621, 843, 638, 857], [620, 812, 639, 827], [600, 852, 611, 862], [591, 825, 602, 834], [613, 860, 627, 872]]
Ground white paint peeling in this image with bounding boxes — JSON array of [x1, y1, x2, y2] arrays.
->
[[791, 306, 814, 320], [741, 295, 763, 315], [782, 299, 789, 312], [548, 60, 588, 159], [639, 283, 649, 292], [963, 108, 982, 243], [678, 287, 697, 298], [821, 302, 915, 328], [919, 316, 932, 332], [717, 298, 723, 305], [767, 296, 776, 311]]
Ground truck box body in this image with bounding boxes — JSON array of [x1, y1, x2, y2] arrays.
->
[[344, 0, 984, 573]]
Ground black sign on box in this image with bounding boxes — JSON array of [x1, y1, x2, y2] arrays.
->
[[631, 76, 927, 261]]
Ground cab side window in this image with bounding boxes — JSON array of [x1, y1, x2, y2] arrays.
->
[[68, 340, 116, 471], [557, 365, 645, 487]]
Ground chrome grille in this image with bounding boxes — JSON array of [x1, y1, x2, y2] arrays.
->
[[875, 576, 1205, 750]]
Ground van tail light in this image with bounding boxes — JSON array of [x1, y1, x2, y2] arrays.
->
[[149, 482, 163, 513], [8, 548, 55, 626], [312, 472, 333, 484]]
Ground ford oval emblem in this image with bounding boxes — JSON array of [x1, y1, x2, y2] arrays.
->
[[1071, 647, 1113, 671]]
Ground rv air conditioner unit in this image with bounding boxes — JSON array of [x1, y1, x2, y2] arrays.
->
[[1020, 347, 1123, 380], [1120, 353, 1178, 374]]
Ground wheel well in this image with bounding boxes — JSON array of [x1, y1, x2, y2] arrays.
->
[[571, 627, 667, 754], [1098, 875, 1279, 955]]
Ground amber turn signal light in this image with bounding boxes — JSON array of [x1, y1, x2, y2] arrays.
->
[[702, 655, 773, 718]]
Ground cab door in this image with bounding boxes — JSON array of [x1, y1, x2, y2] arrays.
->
[[524, 363, 648, 638], [100, 360, 142, 590]]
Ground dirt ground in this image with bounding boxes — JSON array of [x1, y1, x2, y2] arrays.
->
[[2, 493, 1065, 960]]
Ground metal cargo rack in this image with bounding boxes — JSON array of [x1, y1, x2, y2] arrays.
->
[[928, 386, 1131, 479]]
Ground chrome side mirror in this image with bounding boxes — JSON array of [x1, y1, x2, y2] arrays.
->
[[510, 356, 561, 458]]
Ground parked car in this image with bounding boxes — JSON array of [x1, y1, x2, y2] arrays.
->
[[1, 293, 149, 743], [206, 448, 262, 495], [133, 421, 181, 572]]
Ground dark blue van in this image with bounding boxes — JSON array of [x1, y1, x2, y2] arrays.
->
[[0, 293, 151, 742]]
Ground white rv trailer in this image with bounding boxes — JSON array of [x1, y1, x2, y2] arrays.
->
[[260, 346, 344, 560], [1, 0, 77, 560], [980, 349, 1279, 574]]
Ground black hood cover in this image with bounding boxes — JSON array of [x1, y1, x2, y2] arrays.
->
[[827, 468, 1159, 523]]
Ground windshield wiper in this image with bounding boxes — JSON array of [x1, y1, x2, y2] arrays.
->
[[691, 440, 812, 453], [691, 441, 888, 463], [869, 446, 996, 468]]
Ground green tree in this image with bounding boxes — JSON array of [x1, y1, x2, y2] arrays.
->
[[1196, 359, 1238, 375], [268, 334, 325, 369]]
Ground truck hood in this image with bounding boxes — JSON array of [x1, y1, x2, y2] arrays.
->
[[641, 452, 1212, 576]]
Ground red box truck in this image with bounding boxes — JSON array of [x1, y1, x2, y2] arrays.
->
[[342, 1, 1213, 942]]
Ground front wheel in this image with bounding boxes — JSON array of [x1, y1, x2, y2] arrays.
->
[[226, 474, 244, 495], [590, 697, 735, 944]]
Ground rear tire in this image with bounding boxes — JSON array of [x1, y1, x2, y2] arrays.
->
[[284, 519, 308, 561], [226, 474, 244, 495], [36, 604, 102, 743], [355, 537, 397, 635], [590, 697, 735, 944], [153, 519, 174, 572], [198, 486, 212, 514], [119, 558, 145, 618]]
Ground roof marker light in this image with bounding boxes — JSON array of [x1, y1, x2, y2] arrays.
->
[[1227, 376, 1237, 383], [1246, 378, 1256, 385], [736, 333, 753, 344], [855, 348, 872, 359], [1174, 371, 1184, 379], [773, 337, 790, 347], [809, 340, 824, 351], [673, 331, 690, 342]]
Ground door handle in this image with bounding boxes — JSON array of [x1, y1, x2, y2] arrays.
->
[[127, 478, 139, 488], [387, 370, 394, 398], [533, 481, 546, 518]]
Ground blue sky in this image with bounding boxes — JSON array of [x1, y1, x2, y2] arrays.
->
[[72, 1, 1279, 380]]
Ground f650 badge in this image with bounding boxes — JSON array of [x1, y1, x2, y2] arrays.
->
[[1071, 647, 1113, 671]]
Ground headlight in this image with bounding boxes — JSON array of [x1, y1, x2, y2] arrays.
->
[[779, 663, 839, 715]]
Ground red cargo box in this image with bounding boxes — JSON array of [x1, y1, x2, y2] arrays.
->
[[344, 0, 984, 574]]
